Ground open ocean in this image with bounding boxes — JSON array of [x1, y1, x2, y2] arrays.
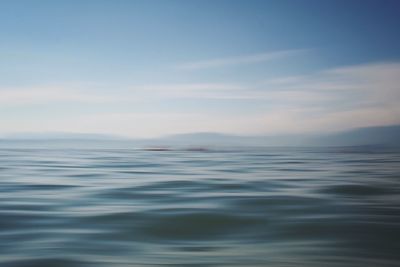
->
[[0, 145, 399, 267]]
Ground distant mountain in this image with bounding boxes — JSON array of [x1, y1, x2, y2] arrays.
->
[[154, 132, 310, 147], [2, 132, 125, 140], [158, 132, 256, 146], [1, 125, 399, 148], [313, 125, 400, 146], [156, 125, 400, 147]]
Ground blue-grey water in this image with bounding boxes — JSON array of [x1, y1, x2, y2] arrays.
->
[[1, 146, 400, 267]]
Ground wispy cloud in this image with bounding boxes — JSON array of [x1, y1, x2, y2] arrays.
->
[[1, 62, 399, 137], [133, 62, 400, 106], [252, 62, 400, 132], [0, 83, 243, 107], [12, 112, 280, 138], [260, 62, 400, 106], [177, 49, 306, 70], [0, 86, 117, 106]]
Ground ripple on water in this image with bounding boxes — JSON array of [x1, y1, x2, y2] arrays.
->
[[320, 184, 396, 196], [0, 147, 400, 267]]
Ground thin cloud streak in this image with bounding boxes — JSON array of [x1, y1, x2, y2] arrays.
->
[[0, 86, 116, 106], [177, 49, 306, 70], [1, 62, 399, 137], [106, 62, 400, 135]]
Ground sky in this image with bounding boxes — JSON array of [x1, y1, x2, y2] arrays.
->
[[1, 0, 400, 138]]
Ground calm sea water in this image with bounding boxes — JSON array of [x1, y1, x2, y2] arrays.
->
[[1, 146, 400, 267]]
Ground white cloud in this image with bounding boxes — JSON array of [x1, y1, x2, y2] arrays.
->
[[0, 86, 115, 106], [251, 62, 400, 132], [176, 49, 305, 70], [0, 112, 268, 138], [261, 62, 400, 107], [1, 62, 399, 137], [0, 83, 247, 106], [127, 83, 245, 99]]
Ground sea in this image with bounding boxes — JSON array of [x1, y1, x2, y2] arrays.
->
[[0, 144, 399, 267]]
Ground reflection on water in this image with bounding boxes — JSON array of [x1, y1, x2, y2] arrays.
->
[[0, 146, 400, 267]]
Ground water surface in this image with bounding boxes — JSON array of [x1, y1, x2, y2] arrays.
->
[[1, 146, 399, 266]]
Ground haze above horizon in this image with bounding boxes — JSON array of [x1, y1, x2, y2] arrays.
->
[[1, 0, 400, 138]]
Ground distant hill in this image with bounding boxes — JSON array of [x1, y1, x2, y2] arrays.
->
[[0, 132, 133, 149], [154, 132, 309, 147], [2, 132, 124, 140], [157, 125, 400, 147], [1, 125, 399, 148], [313, 125, 400, 146]]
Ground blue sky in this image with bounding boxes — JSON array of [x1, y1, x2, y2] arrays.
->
[[1, 0, 400, 137]]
